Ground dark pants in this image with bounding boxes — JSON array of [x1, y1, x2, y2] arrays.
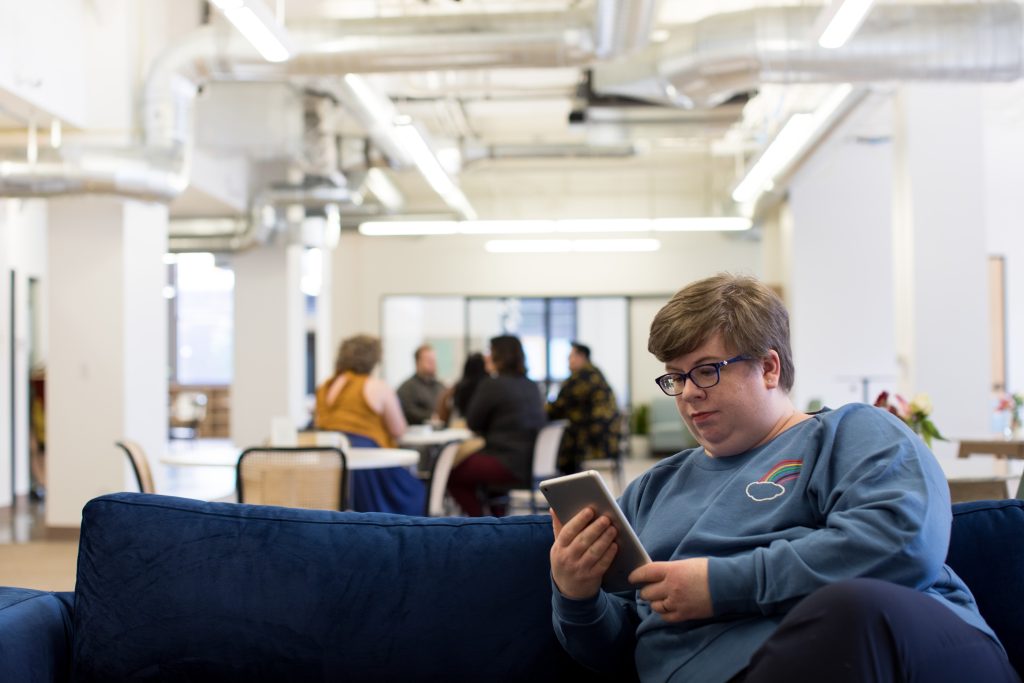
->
[[447, 452, 517, 517], [734, 578, 1020, 683]]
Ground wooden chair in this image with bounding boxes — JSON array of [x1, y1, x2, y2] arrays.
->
[[425, 441, 461, 516], [236, 446, 348, 511], [115, 440, 156, 494]]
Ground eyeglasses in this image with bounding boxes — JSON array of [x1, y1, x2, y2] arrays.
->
[[654, 355, 752, 396]]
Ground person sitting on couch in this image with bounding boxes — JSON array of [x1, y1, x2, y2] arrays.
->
[[549, 274, 1019, 683]]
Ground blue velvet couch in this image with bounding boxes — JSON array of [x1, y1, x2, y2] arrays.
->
[[1, 494, 1022, 682]]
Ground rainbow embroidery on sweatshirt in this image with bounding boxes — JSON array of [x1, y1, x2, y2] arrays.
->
[[745, 459, 803, 502]]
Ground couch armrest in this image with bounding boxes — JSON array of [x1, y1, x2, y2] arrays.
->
[[947, 499, 1024, 676], [0, 587, 73, 683]]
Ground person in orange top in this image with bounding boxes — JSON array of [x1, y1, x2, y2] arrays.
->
[[315, 335, 423, 514]]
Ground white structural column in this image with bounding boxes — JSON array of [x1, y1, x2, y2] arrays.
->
[[314, 245, 335, 388], [786, 95, 899, 412], [47, 197, 168, 528], [0, 202, 11, 507], [892, 84, 990, 443], [232, 240, 306, 447]]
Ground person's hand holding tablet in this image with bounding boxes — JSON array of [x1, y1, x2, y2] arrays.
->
[[544, 471, 652, 596]]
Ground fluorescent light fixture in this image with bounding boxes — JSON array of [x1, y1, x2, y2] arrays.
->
[[653, 217, 752, 232], [459, 220, 555, 235], [360, 221, 459, 236], [486, 239, 572, 253], [392, 123, 477, 220], [556, 219, 651, 233], [338, 75, 475, 219], [732, 84, 855, 204], [210, 0, 293, 62], [816, 0, 875, 49], [485, 239, 661, 254], [359, 217, 752, 237], [362, 168, 405, 213]]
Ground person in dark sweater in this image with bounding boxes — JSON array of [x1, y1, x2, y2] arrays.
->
[[448, 335, 546, 516]]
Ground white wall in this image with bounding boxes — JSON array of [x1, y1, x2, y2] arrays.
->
[[578, 297, 629, 406], [47, 196, 169, 527], [331, 231, 763, 404], [787, 94, 899, 412], [983, 81, 1024, 397], [332, 232, 762, 340]]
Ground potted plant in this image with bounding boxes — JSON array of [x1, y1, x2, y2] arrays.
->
[[629, 403, 651, 459]]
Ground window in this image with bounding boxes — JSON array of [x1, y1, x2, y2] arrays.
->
[[169, 253, 234, 386], [383, 294, 627, 406]]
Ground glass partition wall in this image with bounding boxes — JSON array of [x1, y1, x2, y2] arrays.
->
[[382, 295, 630, 407]]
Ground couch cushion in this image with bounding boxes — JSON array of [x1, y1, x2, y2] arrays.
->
[[73, 493, 598, 683], [0, 587, 73, 683], [947, 499, 1024, 675]]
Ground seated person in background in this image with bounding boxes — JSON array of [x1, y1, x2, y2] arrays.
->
[[546, 342, 620, 475], [397, 344, 446, 426], [436, 352, 488, 426], [549, 274, 1018, 683], [448, 335, 546, 517], [315, 335, 423, 515]]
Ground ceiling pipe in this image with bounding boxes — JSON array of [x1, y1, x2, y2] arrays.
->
[[0, 1, 657, 207], [592, 2, 1024, 108], [168, 183, 359, 253]]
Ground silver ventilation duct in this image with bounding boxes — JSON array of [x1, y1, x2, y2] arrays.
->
[[168, 184, 358, 253], [0, 2, 657, 207], [593, 3, 1024, 108]]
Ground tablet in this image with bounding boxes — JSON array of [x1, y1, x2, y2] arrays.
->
[[540, 470, 652, 593]]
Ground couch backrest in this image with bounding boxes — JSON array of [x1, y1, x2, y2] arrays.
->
[[947, 499, 1024, 675], [73, 493, 600, 683]]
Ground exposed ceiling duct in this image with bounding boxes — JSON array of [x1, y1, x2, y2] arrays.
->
[[5, 0, 1024, 250], [592, 2, 1024, 108], [0, 2, 658, 204], [168, 183, 358, 253]]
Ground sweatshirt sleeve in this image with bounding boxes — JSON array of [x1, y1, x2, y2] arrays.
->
[[708, 405, 952, 615], [551, 586, 639, 674], [550, 477, 646, 673]]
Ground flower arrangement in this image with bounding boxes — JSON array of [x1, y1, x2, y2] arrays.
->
[[995, 391, 1023, 436], [873, 391, 946, 448]]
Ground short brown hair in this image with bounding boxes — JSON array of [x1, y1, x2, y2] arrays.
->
[[335, 334, 382, 375], [414, 344, 433, 362], [647, 274, 794, 391]]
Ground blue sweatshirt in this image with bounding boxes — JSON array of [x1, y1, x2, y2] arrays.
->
[[552, 403, 1001, 682]]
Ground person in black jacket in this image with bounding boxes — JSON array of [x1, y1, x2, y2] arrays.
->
[[448, 335, 546, 516]]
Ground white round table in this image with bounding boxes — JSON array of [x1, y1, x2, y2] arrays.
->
[[160, 447, 419, 470], [399, 428, 474, 447]]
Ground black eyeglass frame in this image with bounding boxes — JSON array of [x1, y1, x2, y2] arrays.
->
[[654, 355, 753, 396]]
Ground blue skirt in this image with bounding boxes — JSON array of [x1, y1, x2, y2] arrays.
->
[[345, 432, 426, 516]]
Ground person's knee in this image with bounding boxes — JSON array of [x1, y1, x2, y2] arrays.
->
[[797, 578, 901, 626]]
